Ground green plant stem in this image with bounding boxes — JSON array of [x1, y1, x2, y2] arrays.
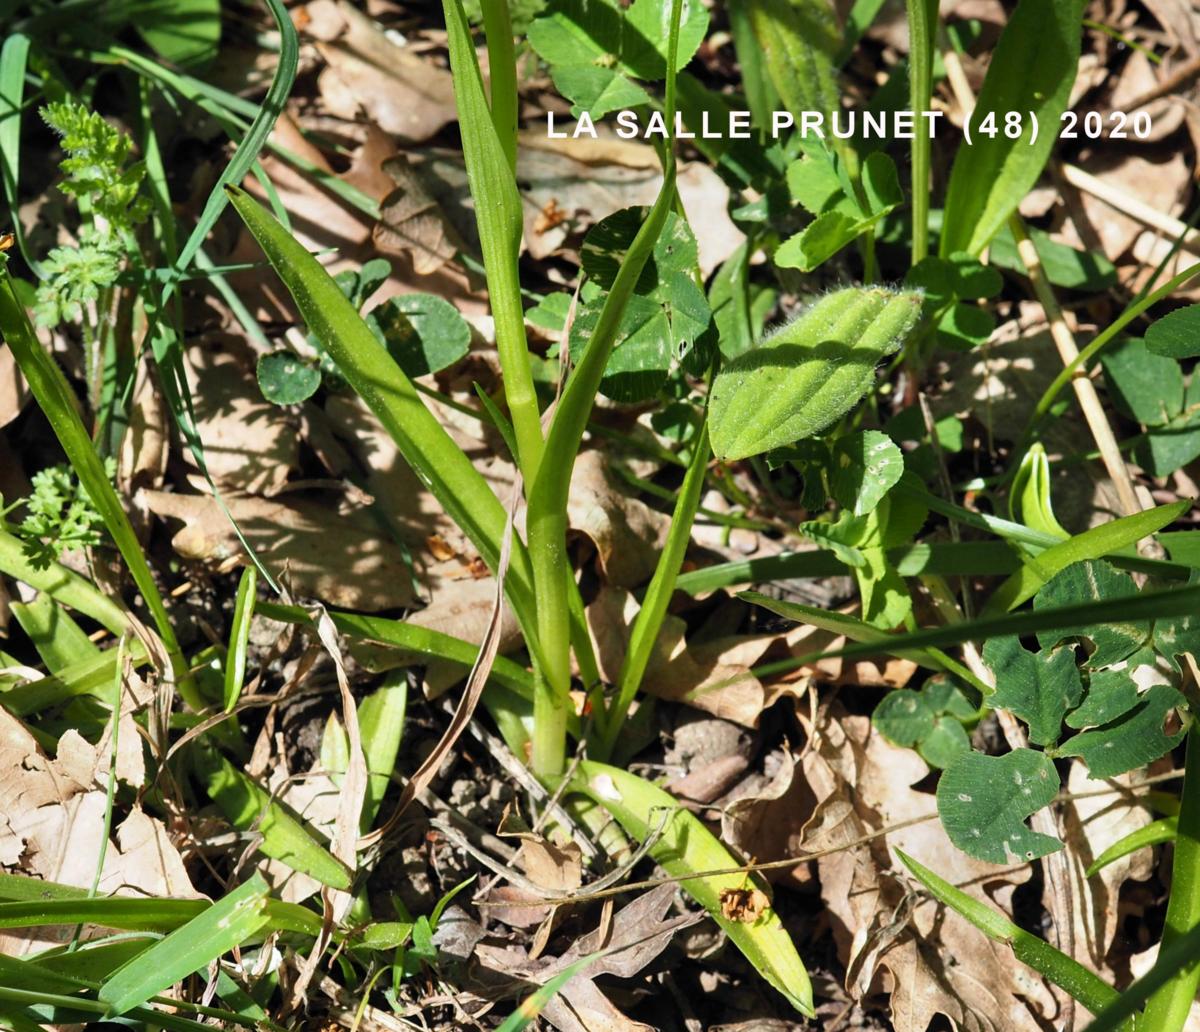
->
[[442, 0, 544, 485], [480, 0, 518, 171], [0, 269, 196, 705], [1032, 260, 1200, 426], [906, 0, 938, 264], [597, 423, 710, 760], [1141, 727, 1200, 1031], [524, 0, 684, 779]]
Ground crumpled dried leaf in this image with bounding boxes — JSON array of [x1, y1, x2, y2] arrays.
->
[[143, 489, 416, 610], [475, 884, 699, 1032], [1108, 50, 1185, 141], [0, 344, 29, 429], [586, 588, 914, 727], [1060, 761, 1153, 975], [375, 155, 464, 276], [803, 709, 1056, 1031], [0, 708, 195, 956], [569, 450, 670, 589], [306, 0, 456, 142], [184, 347, 299, 496]]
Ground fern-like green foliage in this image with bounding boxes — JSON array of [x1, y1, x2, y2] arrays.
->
[[3, 460, 115, 569], [34, 102, 149, 329], [34, 227, 123, 326], [41, 102, 151, 228]]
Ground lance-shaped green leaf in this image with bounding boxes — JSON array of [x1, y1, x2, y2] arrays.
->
[[0, 269, 192, 701], [1087, 817, 1178, 877], [937, 749, 1061, 864], [709, 286, 922, 460], [744, 0, 839, 124], [195, 745, 351, 891], [898, 850, 1121, 1018], [573, 761, 814, 1016], [939, 0, 1088, 256], [226, 185, 538, 647], [982, 637, 1082, 747], [98, 875, 270, 1016], [982, 502, 1189, 616]]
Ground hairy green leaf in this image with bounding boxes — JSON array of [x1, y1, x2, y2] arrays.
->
[[1146, 303, 1200, 360], [709, 286, 922, 460]]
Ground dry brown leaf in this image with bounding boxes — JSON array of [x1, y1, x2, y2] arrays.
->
[[307, 0, 456, 142], [1108, 50, 1186, 140], [719, 885, 771, 923], [1141, 0, 1200, 53], [184, 347, 299, 496], [801, 710, 1056, 1031], [0, 709, 195, 955], [375, 155, 463, 275], [568, 450, 670, 589], [0, 345, 28, 429], [143, 489, 416, 610], [1060, 762, 1154, 976], [519, 837, 584, 894], [1060, 151, 1189, 262], [474, 884, 697, 1032]]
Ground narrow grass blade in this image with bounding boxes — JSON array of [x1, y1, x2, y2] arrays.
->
[[574, 761, 814, 1016], [675, 539, 1024, 595], [496, 953, 599, 1032], [906, 0, 938, 262], [0, 986, 212, 1032], [195, 745, 352, 891], [97, 875, 269, 1016], [254, 603, 539, 703], [11, 594, 100, 673], [352, 672, 407, 829], [0, 641, 148, 716], [740, 590, 984, 693], [0, 529, 130, 636], [1086, 817, 1176, 877], [898, 850, 1120, 1019], [223, 565, 257, 712], [982, 501, 1189, 615], [525, 0, 684, 774], [444, 0, 543, 479], [0, 270, 193, 702], [766, 582, 1200, 672], [1081, 924, 1200, 1032], [0, 32, 40, 275], [0, 872, 321, 937], [600, 424, 711, 758], [127, 0, 296, 597], [226, 186, 539, 649], [0, 897, 206, 932]]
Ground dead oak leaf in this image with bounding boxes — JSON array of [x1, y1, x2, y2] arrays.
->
[[306, 0, 456, 142], [143, 489, 416, 611]]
